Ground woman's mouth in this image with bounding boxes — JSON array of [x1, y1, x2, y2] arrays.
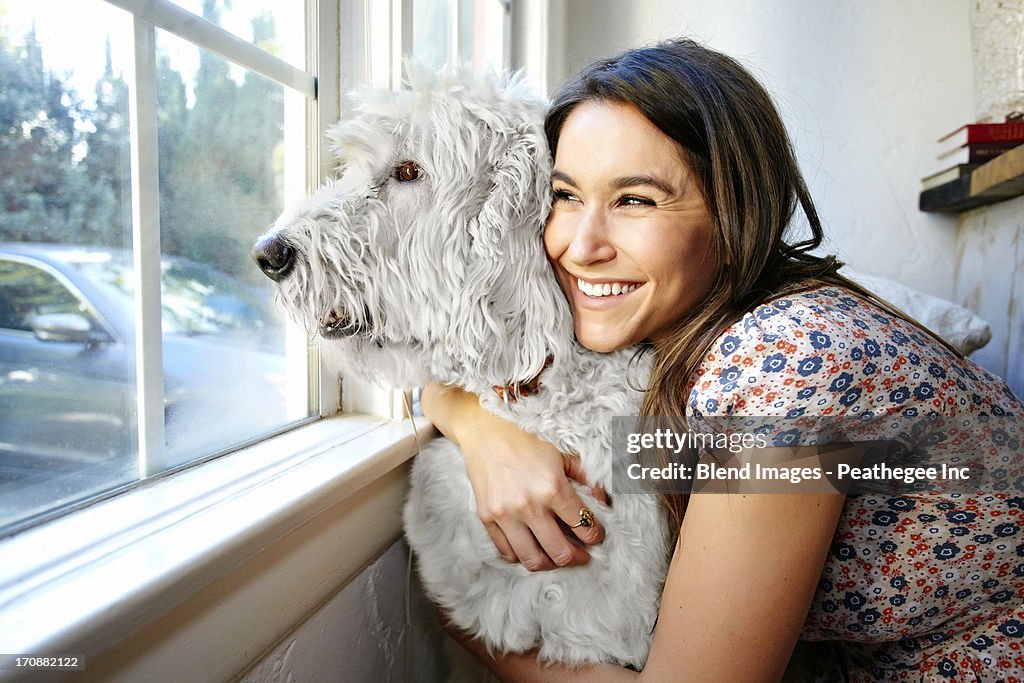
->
[[576, 277, 641, 298]]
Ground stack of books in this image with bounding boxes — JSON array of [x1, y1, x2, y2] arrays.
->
[[922, 118, 1024, 190]]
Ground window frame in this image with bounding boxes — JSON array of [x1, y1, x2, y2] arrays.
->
[[0, 0, 380, 538], [0, 0, 427, 669]]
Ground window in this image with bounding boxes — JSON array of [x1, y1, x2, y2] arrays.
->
[[0, 0, 510, 536], [0, 1, 514, 671], [0, 0, 320, 534]]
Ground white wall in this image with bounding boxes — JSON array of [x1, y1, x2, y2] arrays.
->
[[548, 0, 976, 300], [241, 541, 461, 683], [953, 1, 1024, 397]]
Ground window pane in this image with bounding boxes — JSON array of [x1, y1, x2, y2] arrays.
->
[[0, 0, 137, 528], [413, 0, 507, 71], [413, 0, 456, 68], [154, 28, 307, 467], [464, 0, 507, 70]]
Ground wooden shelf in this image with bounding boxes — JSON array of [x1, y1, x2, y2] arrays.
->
[[919, 143, 1024, 213]]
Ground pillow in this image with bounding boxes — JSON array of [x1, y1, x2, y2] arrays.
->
[[841, 267, 992, 356]]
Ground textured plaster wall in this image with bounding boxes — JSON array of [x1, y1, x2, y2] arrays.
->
[[954, 0, 1024, 397], [551, 0, 974, 299], [970, 0, 1024, 120], [240, 540, 470, 683]]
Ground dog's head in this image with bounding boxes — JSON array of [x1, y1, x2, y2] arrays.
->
[[253, 67, 571, 390]]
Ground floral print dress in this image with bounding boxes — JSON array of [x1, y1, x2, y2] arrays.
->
[[687, 284, 1024, 681]]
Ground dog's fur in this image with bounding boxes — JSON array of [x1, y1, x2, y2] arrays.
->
[[258, 68, 669, 668]]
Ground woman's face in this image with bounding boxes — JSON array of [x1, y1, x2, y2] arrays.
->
[[544, 101, 719, 353]]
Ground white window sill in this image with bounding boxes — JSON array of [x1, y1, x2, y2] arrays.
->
[[0, 414, 434, 678]]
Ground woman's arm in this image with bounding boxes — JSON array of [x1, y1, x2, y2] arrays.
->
[[639, 490, 846, 681], [445, 488, 845, 682], [421, 382, 606, 570]]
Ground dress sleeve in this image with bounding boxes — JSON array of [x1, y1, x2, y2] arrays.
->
[[690, 287, 974, 422], [688, 291, 858, 419], [688, 287, 996, 448]]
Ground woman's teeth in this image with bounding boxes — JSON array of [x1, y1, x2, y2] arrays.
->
[[577, 278, 638, 297]]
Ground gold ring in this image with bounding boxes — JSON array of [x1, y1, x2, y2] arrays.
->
[[570, 506, 595, 529]]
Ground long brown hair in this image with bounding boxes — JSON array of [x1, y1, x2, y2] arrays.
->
[[545, 38, 954, 533]]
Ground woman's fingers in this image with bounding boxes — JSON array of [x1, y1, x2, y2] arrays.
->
[[528, 514, 592, 569], [487, 495, 594, 571], [498, 515, 591, 571], [562, 453, 611, 506], [482, 521, 518, 564], [500, 520, 557, 571], [555, 457, 606, 546]]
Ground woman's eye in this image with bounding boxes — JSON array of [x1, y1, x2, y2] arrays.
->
[[619, 194, 655, 207], [394, 161, 421, 182], [552, 189, 579, 203]]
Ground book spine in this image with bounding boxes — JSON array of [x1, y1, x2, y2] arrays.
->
[[938, 141, 1023, 163], [964, 123, 1024, 143], [966, 143, 1022, 162]]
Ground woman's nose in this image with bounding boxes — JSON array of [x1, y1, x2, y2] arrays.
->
[[566, 208, 616, 265]]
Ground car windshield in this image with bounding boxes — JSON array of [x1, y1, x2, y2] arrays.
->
[[61, 250, 275, 337]]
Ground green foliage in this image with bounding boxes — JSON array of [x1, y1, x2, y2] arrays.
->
[[0, 2, 284, 283]]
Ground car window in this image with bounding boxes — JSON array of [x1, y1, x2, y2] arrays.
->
[[0, 259, 94, 332], [68, 256, 279, 341]]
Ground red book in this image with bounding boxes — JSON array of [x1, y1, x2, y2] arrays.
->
[[939, 121, 1024, 146]]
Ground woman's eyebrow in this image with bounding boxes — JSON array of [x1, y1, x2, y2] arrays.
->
[[611, 175, 676, 196], [551, 170, 677, 196], [551, 170, 575, 186]]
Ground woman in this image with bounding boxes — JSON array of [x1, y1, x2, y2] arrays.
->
[[424, 39, 1024, 681]]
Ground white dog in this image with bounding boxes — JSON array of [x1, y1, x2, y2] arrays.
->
[[253, 68, 669, 669]]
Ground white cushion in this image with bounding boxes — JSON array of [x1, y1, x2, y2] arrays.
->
[[841, 267, 992, 356]]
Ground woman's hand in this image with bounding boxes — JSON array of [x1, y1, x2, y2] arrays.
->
[[421, 382, 606, 571]]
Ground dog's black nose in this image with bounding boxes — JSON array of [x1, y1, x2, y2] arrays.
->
[[252, 234, 295, 282]]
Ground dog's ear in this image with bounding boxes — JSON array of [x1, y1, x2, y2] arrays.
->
[[453, 120, 573, 387], [325, 118, 395, 177]]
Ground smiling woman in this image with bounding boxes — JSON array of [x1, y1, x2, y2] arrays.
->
[[545, 101, 718, 352], [423, 38, 1024, 681]]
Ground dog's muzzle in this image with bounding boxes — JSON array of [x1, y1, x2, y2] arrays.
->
[[320, 308, 371, 339], [252, 234, 296, 282]]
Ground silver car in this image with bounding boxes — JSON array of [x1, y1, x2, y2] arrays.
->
[[0, 243, 291, 524]]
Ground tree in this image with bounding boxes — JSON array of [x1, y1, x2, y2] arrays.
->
[[0, 26, 129, 247], [157, 1, 283, 281], [0, 1, 284, 283], [0, 25, 80, 243], [73, 38, 132, 247]]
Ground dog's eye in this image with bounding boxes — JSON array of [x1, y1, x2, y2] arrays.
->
[[394, 161, 421, 183]]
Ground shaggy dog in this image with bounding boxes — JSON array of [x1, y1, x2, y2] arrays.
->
[[252, 68, 669, 669]]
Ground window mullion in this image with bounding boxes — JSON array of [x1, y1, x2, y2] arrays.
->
[[306, 0, 338, 418], [127, 15, 166, 477], [451, 0, 461, 65], [391, 0, 412, 89]]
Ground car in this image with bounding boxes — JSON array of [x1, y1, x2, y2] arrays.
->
[[0, 243, 296, 525]]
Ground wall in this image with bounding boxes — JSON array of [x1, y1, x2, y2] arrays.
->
[[547, 0, 975, 300], [241, 541, 465, 683], [953, 1, 1024, 396]]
